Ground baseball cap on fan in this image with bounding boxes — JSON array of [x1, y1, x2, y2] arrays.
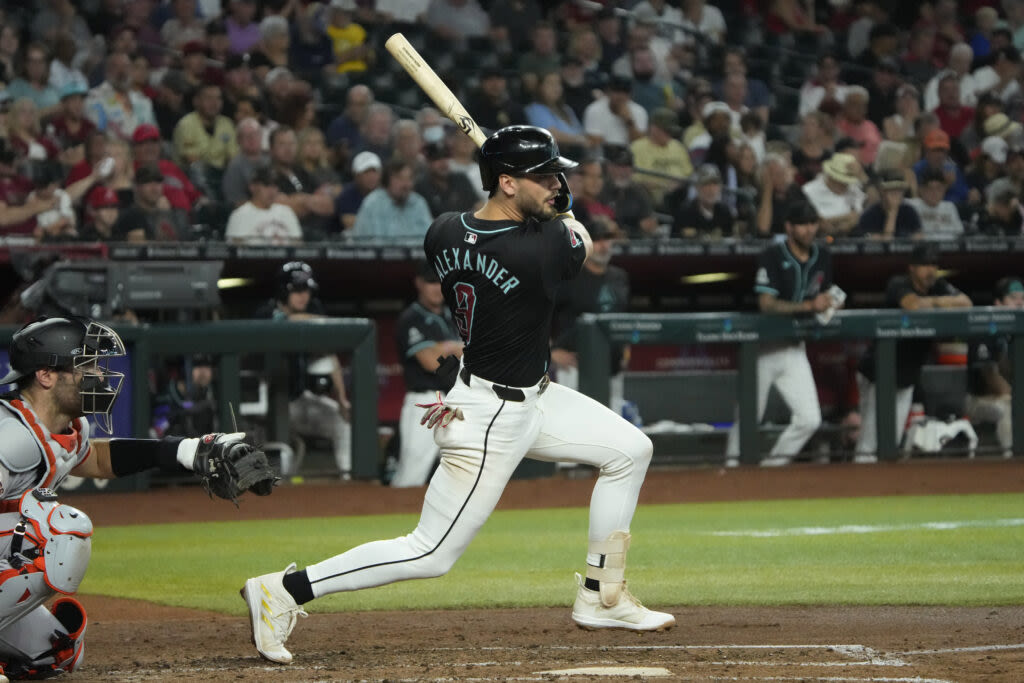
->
[[352, 151, 382, 174]]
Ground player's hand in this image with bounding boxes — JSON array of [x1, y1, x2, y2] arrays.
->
[[550, 349, 578, 368], [415, 392, 464, 429], [809, 293, 832, 313]]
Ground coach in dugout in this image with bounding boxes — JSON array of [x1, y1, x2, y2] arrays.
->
[[725, 200, 841, 467]]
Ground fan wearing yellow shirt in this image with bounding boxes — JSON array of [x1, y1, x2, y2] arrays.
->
[[326, 0, 371, 74], [629, 108, 693, 208]]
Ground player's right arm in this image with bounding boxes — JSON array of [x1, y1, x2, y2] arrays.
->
[[561, 217, 593, 262], [414, 341, 464, 372]]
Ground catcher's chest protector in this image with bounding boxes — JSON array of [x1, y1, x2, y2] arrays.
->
[[0, 400, 92, 499]]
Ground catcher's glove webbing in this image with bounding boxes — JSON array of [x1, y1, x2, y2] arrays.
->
[[193, 433, 277, 504]]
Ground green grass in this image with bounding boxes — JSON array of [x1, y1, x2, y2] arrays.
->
[[80, 493, 1024, 615]]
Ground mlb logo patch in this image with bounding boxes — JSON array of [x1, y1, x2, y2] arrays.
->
[[465, 232, 478, 244]]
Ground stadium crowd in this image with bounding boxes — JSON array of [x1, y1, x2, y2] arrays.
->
[[2, 0, 1024, 245]]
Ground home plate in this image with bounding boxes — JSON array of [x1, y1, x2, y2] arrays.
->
[[536, 666, 673, 677]]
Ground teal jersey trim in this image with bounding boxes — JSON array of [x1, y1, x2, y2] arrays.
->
[[460, 212, 518, 234]]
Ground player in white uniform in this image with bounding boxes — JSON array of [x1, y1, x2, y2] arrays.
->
[[725, 200, 841, 467], [242, 125, 675, 666], [0, 316, 267, 681]]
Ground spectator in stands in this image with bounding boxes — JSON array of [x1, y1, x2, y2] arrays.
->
[[566, 157, 616, 227], [0, 139, 52, 237], [29, 162, 76, 243], [525, 71, 588, 157], [336, 151, 381, 233], [5, 43, 59, 117], [973, 46, 1023, 108], [151, 70, 189, 141], [625, 45, 684, 116], [224, 165, 303, 244], [720, 73, 753, 132], [161, 0, 209, 51], [716, 48, 771, 124], [423, 0, 490, 44], [257, 15, 291, 69], [912, 128, 968, 205], [966, 136, 1008, 211], [593, 6, 625, 74], [178, 41, 209, 92], [600, 144, 658, 238], [976, 179, 1024, 236], [672, 164, 733, 239], [846, 0, 888, 59], [799, 52, 849, 118], [901, 24, 939, 88], [325, 0, 371, 75], [757, 152, 805, 237], [933, 71, 975, 143], [802, 153, 865, 236], [86, 51, 157, 142], [6, 98, 59, 163], [173, 82, 239, 172], [566, 29, 604, 90], [297, 128, 341, 191], [48, 84, 96, 156], [65, 130, 108, 187], [223, 117, 267, 206], [849, 22, 901, 87], [558, 57, 595, 122], [837, 87, 882, 167], [48, 33, 88, 94], [468, 67, 526, 135], [726, 199, 836, 468], [227, 0, 261, 55], [325, 84, 373, 171], [852, 169, 922, 240], [267, 126, 335, 241], [351, 158, 432, 240], [391, 118, 426, 178], [518, 22, 561, 97], [131, 124, 202, 212], [966, 276, 1024, 458], [630, 107, 692, 210], [983, 112, 1024, 142], [78, 185, 121, 242], [111, 163, 190, 242], [221, 54, 260, 121], [0, 24, 20, 86], [865, 57, 902, 128], [353, 103, 394, 165], [686, 100, 732, 167], [970, 7, 999, 60], [792, 111, 834, 185], [883, 84, 922, 145], [584, 75, 648, 148], [443, 130, 483, 204], [101, 137, 136, 208], [415, 141, 480, 218], [854, 243, 972, 462], [907, 169, 964, 240], [924, 45, 978, 112]]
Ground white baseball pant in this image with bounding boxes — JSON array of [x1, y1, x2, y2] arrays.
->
[[725, 343, 822, 459], [391, 391, 443, 487], [303, 369, 653, 596], [854, 372, 915, 456], [289, 390, 351, 474], [965, 393, 1012, 456]]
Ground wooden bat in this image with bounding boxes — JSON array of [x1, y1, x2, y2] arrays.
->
[[385, 33, 487, 148]]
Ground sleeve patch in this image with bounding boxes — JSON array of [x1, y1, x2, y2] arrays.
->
[[568, 228, 582, 248]]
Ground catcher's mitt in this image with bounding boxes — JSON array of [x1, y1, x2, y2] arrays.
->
[[193, 433, 277, 504]]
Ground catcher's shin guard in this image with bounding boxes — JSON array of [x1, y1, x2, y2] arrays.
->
[[586, 530, 630, 607], [0, 598, 87, 678]]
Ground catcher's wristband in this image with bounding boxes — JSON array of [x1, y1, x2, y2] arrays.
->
[[108, 437, 185, 477]]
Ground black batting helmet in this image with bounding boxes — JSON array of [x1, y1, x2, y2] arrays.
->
[[478, 125, 578, 193], [277, 261, 318, 302]]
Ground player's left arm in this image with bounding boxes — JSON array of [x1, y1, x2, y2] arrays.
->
[[71, 439, 115, 479], [561, 217, 593, 261]]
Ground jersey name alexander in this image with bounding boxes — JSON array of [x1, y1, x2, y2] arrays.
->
[[433, 247, 521, 294]]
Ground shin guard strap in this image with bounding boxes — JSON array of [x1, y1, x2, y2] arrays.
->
[[585, 531, 631, 607]]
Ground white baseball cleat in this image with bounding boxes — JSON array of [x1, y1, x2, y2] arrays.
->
[[853, 454, 878, 464], [240, 562, 308, 664], [571, 573, 676, 631]]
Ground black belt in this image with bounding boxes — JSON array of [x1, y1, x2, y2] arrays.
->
[[459, 366, 549, 402]]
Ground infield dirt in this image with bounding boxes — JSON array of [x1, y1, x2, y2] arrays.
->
[[63, 459, 1024, 682]]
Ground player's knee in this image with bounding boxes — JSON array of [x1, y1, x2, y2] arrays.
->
[[416, 552, 458, 579], [632, 433, 653, 468]]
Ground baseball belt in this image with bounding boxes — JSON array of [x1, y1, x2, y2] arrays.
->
[[459, 366, 549, 402]]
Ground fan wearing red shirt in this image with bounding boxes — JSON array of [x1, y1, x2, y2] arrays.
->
[[933, 71, 975, 141], [130, 124, 201, 211]]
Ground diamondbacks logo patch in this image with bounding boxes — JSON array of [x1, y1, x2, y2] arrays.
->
[[568, 229, 582, 248], [465, 232, 478, 244]]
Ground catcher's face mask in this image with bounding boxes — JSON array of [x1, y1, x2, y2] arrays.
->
[[74, 321, 126, 435]]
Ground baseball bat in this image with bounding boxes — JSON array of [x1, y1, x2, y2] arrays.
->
[[385, 33, 487, 148]]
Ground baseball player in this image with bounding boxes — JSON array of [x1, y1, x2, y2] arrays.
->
[[253, 261, 352, 478], [242, 125, 675, 666], [0, 316, 273, 681], [725, 200, 840, 467], [391, 260, 463, 487]]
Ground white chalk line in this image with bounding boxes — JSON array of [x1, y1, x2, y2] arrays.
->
[[898, 642, 1024, 655], [706, 518, 1024, 538]]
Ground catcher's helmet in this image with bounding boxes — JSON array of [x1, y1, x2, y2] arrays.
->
[[1, 316, 126, 434], [478, 125, 578, 193], [277, 261, 318, 302]]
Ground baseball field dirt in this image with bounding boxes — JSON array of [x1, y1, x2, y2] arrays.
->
[[62, 460, 1024, 682]]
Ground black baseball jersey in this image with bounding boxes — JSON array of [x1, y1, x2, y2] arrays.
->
[[754, 241, 833, 303], [424, 211, 587, 387], [395, 301, 460, 392], [859, 275, 966, 387]]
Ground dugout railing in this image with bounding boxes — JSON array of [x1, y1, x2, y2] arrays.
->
[[577, 309, 1024, 464], [0, 319, 379, 485]]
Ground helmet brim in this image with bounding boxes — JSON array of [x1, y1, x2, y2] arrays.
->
[[523, 155, 579, 176]]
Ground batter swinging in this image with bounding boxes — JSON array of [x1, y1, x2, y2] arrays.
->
[[242, 125, 675, 665]]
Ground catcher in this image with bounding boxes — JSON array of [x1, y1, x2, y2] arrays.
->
[[0, 316, 275, 681]]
